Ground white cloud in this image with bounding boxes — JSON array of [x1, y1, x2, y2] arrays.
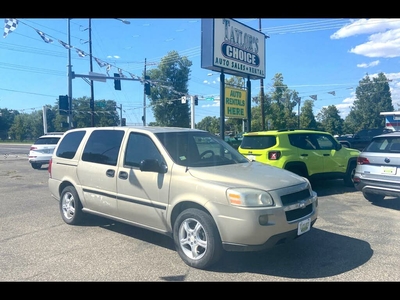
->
[[330, 19, 400, 39], [357, 60, 380, 68], [330, 19, 400, 58], [349, 29, 400, 58]]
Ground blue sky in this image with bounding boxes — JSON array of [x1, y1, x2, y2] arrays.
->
[[1, 18, 400, 126]]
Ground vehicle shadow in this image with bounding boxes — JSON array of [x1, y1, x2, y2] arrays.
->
[[81, 215, 372, 279], [210, 227, 372, 278], [79, 214, 175, 250], [368, 197, 400, 211], [310, 179, 359, 197]]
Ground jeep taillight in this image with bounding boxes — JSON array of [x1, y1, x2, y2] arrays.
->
[[269, 151, 281, 160], [357, 156, 370, 165]]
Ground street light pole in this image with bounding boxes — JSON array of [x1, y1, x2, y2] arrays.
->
[[67, 18, 130, 129], [88, 18, 129, 127], [89, 18, 94, 127]]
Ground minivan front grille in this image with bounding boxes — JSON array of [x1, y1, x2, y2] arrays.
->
[[285, 204, 313, 221], [281, 189, 311, 206]]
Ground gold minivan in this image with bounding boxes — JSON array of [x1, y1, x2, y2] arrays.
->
[[48, 126, 318, 270]]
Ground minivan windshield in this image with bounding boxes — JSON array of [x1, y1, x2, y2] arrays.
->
[[155, 131, 249, 167]]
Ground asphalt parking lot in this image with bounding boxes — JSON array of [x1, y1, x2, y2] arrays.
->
[[1, 145, 400, 281]]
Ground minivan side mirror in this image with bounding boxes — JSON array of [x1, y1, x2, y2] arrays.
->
[[140, 159, 168, 173]]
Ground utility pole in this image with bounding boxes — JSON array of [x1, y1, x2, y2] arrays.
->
[[89, 19, 94, 127], [67, 18, 73, 129], [143, 58, 147, 126], [259, 18, 265, 131]]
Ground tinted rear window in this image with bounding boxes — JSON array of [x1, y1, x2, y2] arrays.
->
[[365, 136, 400, 153], [35, 137, 61, 145], [240, 135, 277, 149], [56, 131, 86, 159], [82, 130, 124, 166]]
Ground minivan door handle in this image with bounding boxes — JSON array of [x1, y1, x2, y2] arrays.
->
[[106, 169, 115, 177], [300, 154, 308, 157], [323, 154, 330, 156], [118, 171, 128, 180]]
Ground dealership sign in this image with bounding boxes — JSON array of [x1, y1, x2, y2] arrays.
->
[[201, 18, 266, 80], [225, 87, 247, 119]]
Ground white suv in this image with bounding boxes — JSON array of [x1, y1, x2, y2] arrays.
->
[[28, 133, 63, 169]]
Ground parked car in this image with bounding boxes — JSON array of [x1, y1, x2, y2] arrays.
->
[[336, 128, 392, 151], [28, 132, 64, 169], [353, 131, 400, 202], [238, 129, 360, 186], [48, 126, 318, 270], [224, 135, 241, 149]]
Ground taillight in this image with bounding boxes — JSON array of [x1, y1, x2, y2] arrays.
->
[[30, 146, 37, 151], [357, 156, 370, 165], [268, 151, 281, 160], [48, 158, 52, 177]]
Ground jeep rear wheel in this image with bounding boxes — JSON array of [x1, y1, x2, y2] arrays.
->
[[286, 165, 308, 178], [173, 208, 223, 270], [344, 161, 356, 187]]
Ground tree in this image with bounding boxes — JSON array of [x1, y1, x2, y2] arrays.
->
[[316, 105, 343, 135], [345, 72, 393, 131], [266, 73, 298, 130], [147, 51, 192, 127], [299, 100, 318, 129], [0, 108, 18, 140], [196, 116, 220, 134]]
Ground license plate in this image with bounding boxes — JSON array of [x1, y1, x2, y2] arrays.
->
[[246, 155, 255, 161], [381, 166, 397, 175], [297, 218, 311, 235]]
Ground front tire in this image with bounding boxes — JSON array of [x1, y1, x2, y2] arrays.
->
[[173, 208, 223, 270], [60, 186, 84, 225]]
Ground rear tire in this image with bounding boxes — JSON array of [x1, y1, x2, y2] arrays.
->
[[286, 165, 308, 178], [173, 208, 223, 270], [60, 186, 84, 225], [363, 192, 385, 202], [344, 161, 356, 187]]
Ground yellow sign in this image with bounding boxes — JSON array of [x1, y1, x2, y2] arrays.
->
[[225, 87, 247, 119]]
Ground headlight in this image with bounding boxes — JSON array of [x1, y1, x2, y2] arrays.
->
[[226, 188, 274, 207]]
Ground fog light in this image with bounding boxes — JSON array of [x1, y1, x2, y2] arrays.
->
[[259, 214, 269, 225]]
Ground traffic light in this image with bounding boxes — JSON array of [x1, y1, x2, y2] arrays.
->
[[194, 95, 198, 106], [145, 75, 150, 95], [121, 118, 126, 126], [59, 95, 69, 115], [114, 73, 121, 90]]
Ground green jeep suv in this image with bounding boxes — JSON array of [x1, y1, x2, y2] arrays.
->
[[238, 129, 360, 186]]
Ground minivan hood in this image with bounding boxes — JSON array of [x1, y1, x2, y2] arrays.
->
[[188, 161, 307, 190]]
